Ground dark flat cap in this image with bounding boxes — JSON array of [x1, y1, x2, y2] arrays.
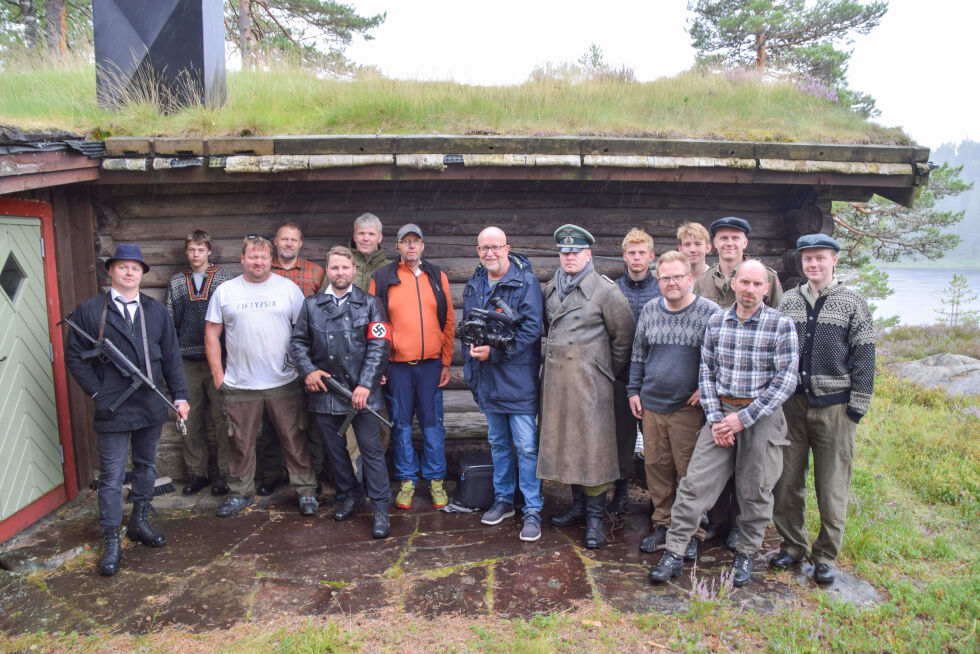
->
[[554, 224, 595, 252], [796, 233, 841, 252], [105, 243, 150, 272], [709, 217, 751, 237]]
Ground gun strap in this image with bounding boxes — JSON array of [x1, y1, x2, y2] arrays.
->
[[99, 294, 153, 383]]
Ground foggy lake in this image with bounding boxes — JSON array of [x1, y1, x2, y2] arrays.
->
[[873, 267, 980, 325]]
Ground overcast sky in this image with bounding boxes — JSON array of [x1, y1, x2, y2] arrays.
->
[[345, 0, 978, 151]]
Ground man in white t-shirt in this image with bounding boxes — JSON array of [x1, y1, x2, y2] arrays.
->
[[204, 235, 318, 517]]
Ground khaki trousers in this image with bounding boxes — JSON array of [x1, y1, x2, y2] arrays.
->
[[665, 402, 788, 556], [180, 358, 229, 478], [221, 379, 316, 497], [772, 395, 856, 565], [642, 404, 705, 529]]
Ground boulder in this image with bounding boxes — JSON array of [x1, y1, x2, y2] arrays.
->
[[889, 354, 980, 397]]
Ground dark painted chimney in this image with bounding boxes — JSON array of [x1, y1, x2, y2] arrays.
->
[[94, 0, 226, 110]]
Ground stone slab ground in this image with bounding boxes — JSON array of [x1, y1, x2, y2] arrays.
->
[[0, 482, 881, 635]]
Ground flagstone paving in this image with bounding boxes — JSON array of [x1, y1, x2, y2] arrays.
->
[[0, 483, 882, 635]]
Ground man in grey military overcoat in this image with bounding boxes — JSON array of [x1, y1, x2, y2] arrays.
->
[[538, 224, 635, 549]]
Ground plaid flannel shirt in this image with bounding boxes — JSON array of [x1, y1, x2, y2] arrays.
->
[[699, 303, 798, 428], [272, 256, 324, 298]]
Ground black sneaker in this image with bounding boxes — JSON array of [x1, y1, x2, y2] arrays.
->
[[216, 495, 254, 518], [648, 550, 685, 583]]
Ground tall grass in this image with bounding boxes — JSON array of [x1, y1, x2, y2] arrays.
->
[[0, 59, 911, 143]]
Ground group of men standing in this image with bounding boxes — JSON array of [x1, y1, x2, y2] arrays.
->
[[66, 212, 874, 590]]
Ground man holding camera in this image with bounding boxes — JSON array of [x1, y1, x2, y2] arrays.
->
[[462, 227, 545, 541]]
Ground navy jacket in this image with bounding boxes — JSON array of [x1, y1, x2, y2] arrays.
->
[[65, 292, 187, 432], [461, 253, 543, 415], [289, 285, 390, 414]]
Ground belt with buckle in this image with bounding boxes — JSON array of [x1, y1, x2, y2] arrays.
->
[[720, 396, 754, 406]]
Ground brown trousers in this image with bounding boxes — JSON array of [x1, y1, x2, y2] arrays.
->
[[642, 404, 706, 529], [221, 379, 316, 497]]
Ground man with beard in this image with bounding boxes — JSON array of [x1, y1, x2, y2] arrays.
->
[[205, 235, 316, 517], [648, 260, 797, 588], [539, 224, 635, 549], [291, 246, 392, 537], [692, 216, 783, 551], [65, 244, 189, 576]]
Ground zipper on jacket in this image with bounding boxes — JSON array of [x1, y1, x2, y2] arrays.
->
[[414, 273, 424, 359]]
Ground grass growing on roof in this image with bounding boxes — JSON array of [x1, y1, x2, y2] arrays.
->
[[0, 57, 911, 143]]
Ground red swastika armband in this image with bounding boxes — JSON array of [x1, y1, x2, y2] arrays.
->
[[367, 321, 392, 341]]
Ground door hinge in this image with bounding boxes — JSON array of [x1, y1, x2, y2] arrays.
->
[[49, 342, 54, 362], [59, 444, 64, 463], [40, 237, 45, 258]]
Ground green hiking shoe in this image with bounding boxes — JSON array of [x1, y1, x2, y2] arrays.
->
[[395, 480, 415, 509], [430, 479, 448, 508]]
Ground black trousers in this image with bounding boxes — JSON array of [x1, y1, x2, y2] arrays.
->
[[313, 412, 390, 503], [97, 424, 162, 527]]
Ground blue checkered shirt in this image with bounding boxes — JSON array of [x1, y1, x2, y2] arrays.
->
[[699, 303, 798, 427]]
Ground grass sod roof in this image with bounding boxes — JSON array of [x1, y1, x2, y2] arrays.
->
[[0, 63, 913, 144]]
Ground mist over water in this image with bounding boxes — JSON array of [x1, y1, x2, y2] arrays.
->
[[874, 268, 980, 326]]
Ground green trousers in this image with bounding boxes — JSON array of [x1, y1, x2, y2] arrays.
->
[[772, 395, 857, 565]]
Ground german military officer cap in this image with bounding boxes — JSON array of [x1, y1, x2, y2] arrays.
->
[[709, 216, 751, 237], [554, 224, 595, 253], [796, 233, 842, 252]]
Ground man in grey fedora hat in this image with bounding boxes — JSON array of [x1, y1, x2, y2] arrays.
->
[[65, 244, 189, 576]]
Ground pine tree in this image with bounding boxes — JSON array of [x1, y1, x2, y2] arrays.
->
[[935, 274, 979, 326]]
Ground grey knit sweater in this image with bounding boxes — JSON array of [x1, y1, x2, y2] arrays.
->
[[777, 281, 876, 422]]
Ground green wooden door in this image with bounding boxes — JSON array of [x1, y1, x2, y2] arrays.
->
[[0, 216, 63, 521]]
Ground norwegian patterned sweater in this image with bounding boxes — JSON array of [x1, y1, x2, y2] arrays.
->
[[165, 265, 235, 360], [777, 281, 876, 423]]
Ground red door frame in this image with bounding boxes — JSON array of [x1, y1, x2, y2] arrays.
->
[[0, 197, 77, 544]]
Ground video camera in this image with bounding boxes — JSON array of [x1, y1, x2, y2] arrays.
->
[[457, 298, 523, 354]]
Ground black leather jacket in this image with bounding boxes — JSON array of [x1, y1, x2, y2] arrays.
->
[[289, 285, 390, 414]]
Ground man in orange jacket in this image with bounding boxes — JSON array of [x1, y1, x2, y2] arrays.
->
[[369, 224, 454, 509]]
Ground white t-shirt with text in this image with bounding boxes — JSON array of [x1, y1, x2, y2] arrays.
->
[[206, 274, 305, 390]]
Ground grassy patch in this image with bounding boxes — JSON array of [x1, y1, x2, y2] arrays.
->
[[0, 59, 910, 143], [878, 324, 980, 361]]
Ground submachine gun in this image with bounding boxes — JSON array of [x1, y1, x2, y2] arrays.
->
[[456, 297, 523, 354], [59, 314, 187, 435], [322, 375, 393, 438]]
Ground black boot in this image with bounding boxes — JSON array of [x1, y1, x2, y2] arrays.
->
[[98, 526, 121, 576], [550, 485, 587, 527], [608, 479, 630, 517], [372, 500, 390, 539], [127, 501, 166, 547], [583, 491, 608, 549]]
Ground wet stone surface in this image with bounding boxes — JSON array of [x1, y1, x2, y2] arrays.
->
[[0, 484, 884, 633]]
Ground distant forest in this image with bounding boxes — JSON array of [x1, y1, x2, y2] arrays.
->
[[924, 140, 979, 265]]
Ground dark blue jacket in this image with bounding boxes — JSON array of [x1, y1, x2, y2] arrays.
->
[[65, 292, 188, 432], [462, 253, 543, 414], [614, 269, 662, 322], [289, 285, 390, 414]]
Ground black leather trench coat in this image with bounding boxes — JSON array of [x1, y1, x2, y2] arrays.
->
[[289, 286, 390, 414]]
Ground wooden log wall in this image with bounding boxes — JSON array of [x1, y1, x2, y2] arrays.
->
[[89, 178, 828, 479]]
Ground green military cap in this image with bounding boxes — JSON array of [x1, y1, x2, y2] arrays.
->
[[554, 224, 595, 252], [796, 233, 841, 252]]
